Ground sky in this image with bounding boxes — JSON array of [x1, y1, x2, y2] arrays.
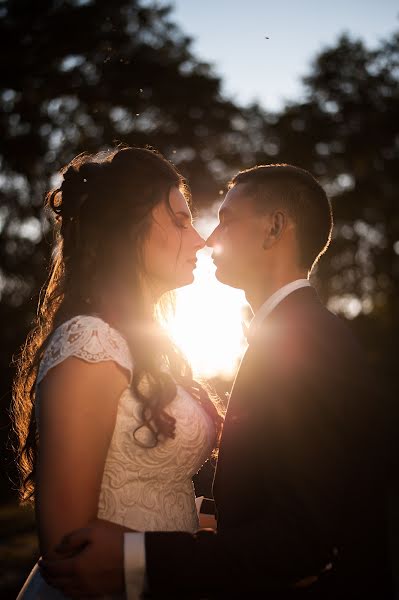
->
[[154, 0, 399, 376], [154, 0, 398, 111]]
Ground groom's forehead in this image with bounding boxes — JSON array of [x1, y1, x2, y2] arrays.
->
[[219, 184, 255, 216]]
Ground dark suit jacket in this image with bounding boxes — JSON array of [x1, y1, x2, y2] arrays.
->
[[145, 287, 394, 598]]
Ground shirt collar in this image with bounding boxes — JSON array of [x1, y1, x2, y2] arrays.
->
[[247, 279, 311, 342]]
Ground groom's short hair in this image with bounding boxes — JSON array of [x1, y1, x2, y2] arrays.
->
[[230, 164, 333, 273]]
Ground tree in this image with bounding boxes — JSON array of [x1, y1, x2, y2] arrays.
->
[[275, 34, 398, 317], [256, 32, 399, 393], [0, 0, 265, 500], [1, 0, 398, 499], [0, 0, 249, 319]]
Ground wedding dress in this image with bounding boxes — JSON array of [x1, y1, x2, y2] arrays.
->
[[17, 315, 216, 599]]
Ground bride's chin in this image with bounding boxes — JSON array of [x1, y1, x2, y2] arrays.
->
[[175, 272, 195, 289]]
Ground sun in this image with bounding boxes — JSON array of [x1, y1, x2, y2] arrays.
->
[[164, 207, 249, 380]]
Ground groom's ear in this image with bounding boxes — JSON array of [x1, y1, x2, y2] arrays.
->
[[262, 210, 287, 250]]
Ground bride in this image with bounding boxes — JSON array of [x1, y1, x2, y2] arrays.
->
[[12, 146, 223, 598]]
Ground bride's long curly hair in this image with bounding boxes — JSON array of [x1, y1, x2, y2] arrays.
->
[[12, 146, 224, 503]]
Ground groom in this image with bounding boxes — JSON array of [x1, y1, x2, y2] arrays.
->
[[41, 164, 393, 598]]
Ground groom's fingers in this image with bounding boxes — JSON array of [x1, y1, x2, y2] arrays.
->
[[55, 528, 91, 554], [47, 582, 92, 600], [42, 575, 73, 591], [39, 557, 99, 598], [44, 577, 96, 600], [39, 556, 77, 577], [40, 568, 93, 597]]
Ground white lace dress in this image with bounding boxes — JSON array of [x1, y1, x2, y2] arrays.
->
[[18, 315, 215, 599]]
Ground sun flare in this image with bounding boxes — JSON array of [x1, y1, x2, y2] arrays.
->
[[165, 207, 249, 380]]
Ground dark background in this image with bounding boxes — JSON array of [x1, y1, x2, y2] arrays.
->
[[1, 1, 398, 597]]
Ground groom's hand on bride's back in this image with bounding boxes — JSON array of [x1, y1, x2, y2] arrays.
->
[[39, 519, 133, 598]]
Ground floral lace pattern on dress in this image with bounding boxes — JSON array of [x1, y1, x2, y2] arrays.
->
[[36, 314, 215, 536], [37, 315, 133, 385]]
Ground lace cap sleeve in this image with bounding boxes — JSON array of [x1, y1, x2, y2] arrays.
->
[[37, 315, 133, 386]]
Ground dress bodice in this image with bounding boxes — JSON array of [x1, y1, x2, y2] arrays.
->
[[36, 315, 215, 533]]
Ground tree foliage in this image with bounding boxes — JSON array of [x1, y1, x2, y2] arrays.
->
[[0, 0, 255, 344], [248, 33, 399, 331], [1, 1, 398, 500]]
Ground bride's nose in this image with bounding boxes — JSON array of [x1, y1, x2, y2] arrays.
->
[[193, 229, 206, 250]]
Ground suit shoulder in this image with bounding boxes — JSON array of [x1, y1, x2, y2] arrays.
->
[[260, 301, 366, 375], [312, 304, 365, 360]]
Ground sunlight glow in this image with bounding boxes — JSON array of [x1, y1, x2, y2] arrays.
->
[[165, 207, 249, 380]]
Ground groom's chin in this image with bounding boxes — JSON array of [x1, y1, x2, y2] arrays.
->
[[214, 267, 241, 289]]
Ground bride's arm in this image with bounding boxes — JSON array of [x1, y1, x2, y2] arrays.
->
[[36, 356, 129, 557]]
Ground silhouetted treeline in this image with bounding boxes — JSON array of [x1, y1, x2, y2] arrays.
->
[[1, 0, 398, 501]]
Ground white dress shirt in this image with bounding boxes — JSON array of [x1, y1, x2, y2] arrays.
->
[[123, 278, 311, 599], [124, 533, 146, 600], [247, 278, 311, 342], [123, 499, 204, 599]]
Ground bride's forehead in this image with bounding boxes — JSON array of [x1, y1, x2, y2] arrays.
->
[[169, 187, 189, 211], [151, 187, 190, 220]]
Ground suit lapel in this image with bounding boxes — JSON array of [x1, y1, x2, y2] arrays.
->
[[213, 286, 321, 495]]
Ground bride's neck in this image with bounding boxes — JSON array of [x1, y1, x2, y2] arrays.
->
[[99, 283, 156, 334]]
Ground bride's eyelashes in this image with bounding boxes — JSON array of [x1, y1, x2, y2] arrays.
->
[[174, 216, 193, 230], [177, 220, 190, 229]]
